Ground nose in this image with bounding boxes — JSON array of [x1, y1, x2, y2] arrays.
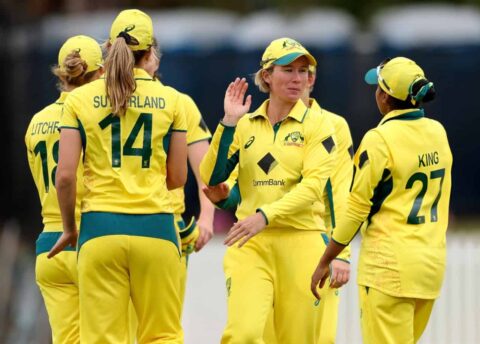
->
[[292, 70, 302, 83]]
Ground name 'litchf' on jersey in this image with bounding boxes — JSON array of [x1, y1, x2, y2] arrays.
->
[[30, 121, 59, 136]]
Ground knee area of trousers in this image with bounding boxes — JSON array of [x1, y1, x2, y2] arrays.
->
[[222, 326, 263, 344]]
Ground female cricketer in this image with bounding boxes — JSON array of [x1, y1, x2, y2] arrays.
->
[[143, 42, 215, 321], [202, 64, 354, 344], [25, 35, 103, 343], [200, 37, 338, 343], [48, 9, 188, 343], [311, 57, 453, 344]]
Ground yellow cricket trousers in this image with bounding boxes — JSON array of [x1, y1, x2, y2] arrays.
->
[[36, 231, 79, 344], [77, 212, 183, 344], [221, 228, 337, 344], [359, 286, 435, 344]]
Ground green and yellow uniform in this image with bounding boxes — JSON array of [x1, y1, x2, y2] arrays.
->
[[61, 68, 187, 344], [170, 92, 211, 311], [200, 99, 336, 344], [216, 100, 354, 344], [25, 92, 82, 344], [333, 108, 452, 343], [310, 99, 353, 344]]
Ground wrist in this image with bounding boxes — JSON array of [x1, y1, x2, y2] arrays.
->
[[198, 213, 214, 226], [221, 115, 239, 126]]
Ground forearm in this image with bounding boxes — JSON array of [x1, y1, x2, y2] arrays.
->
[[320, 240, 347, 266], [199, 123, 238, 186], [56, 176, 77, 232], [260, 177, 328, 223], [198, 189, 215, 223]]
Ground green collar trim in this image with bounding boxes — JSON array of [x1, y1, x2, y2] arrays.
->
[[381, 109, 424, 125]]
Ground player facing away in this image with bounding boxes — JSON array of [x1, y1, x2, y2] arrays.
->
[[200, 37, 338, 344], [202, 63, 354, 344], [48, 9, 188, 344], [311, 57, 452, 344], [143, 42, 215, 333], [25, 35, 103, 344]]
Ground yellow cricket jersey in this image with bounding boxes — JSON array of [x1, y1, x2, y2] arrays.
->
[[169, 92, 211, 215], [25, 92, 83, 232], [332, 108, 452, 299], [310, 99, 354, 262], [60, 68, 187, 214], [200, 99, 336, 231]]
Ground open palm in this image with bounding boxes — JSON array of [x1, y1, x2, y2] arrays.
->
[[223, 78, 252, 125]]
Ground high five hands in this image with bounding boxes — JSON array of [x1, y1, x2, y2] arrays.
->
[[222, 78, 252, 126]]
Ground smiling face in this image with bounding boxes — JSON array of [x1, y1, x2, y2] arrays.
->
[[263, 56, 309, 103]]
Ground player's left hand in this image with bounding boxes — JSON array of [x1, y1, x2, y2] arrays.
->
[[195, 215, 214, 252], [311, 261, 330, 300], [180, 218, 200, 256], [224, 212, 266, 247], [329, 259, 350, 288]]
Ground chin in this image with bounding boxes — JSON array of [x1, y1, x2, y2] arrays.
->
[[282, 93, 300, 102]]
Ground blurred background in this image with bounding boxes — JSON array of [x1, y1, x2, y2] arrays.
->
[[1, 0, 480, 343]]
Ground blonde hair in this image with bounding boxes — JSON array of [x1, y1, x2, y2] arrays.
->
[[253, 68, 273, 93], [52, 51, 97, 90], [104, 37, 137, 116]]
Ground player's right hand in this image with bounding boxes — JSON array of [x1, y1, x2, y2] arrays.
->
[[202, 183, 230, 204], [47, 230, 78, 258], [311, 261, 330, 300], [222, 77, 251, 126]]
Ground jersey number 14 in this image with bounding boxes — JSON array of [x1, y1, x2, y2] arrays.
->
[[99, 113, 152, 168]]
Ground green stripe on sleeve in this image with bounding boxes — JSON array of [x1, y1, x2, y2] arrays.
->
[[209, 124, 238, 185]]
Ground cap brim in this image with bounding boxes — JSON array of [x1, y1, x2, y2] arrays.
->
[[274, 52, 316, 66], [364, 68, 379, 85]]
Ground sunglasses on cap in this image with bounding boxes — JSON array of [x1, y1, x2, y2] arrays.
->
[[376, 58, 394, 94]]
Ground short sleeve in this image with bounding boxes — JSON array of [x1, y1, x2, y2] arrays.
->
[[181, 94, 212, 145], [60, 94, 80, 129], [172, 93, 187, 132]]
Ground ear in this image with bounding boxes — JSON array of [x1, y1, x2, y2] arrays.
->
[[262, 69, 272, 84], [377, 87, 388, 101]]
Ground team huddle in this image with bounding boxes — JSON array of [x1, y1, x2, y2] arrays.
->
[[25, 8, 452, 344]]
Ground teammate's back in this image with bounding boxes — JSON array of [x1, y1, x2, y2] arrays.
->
[[356, 111, 452, 298], [63, 75, 185, 214]]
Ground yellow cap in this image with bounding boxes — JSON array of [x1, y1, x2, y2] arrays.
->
[[58, 35, 103, 73], [110, 9, 154, 51], [364, 57, 426, 102], [260, 38, 317, 70]]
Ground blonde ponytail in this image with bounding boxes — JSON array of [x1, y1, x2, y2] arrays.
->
[[104, 37, 136, 116]]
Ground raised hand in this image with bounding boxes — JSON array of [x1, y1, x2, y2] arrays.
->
[[222, 77, 252, 126]]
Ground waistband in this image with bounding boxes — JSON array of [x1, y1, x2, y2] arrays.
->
[[36, 231, 76, 256], [79, 212, 178, 251]]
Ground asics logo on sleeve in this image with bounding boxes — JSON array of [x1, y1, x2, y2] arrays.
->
[[244, 136, 255, 149]]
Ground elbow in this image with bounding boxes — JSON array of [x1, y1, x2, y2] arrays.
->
[[166, 168, 187, 190], [55, 169, 76, 191]]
